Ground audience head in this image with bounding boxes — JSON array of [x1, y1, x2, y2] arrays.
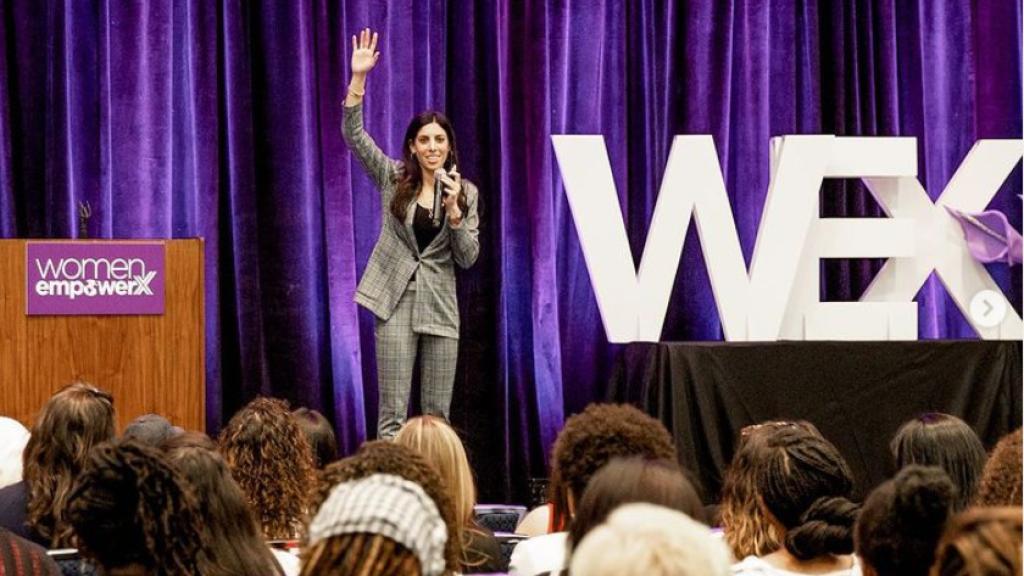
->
[[976, 428, 1022, 507], [316, 440, 459, 572], [162, 431, 284, 576], [548, 403, 677, 531], [23, 381, 115, 547], [219, 396, 315, 539], [570, 503, 732, 576], [292, 407, 338, 469], [302, 474, 447, 576], [890, 413, 986, 511], [123, 414, 182, 447], [568, 457, 704, 553], [66, 440, 204, 576], [855, 465, 957, 576], [395, 416, 475, 524], [720, 420, 821, 558], [755, 426, 859, 561], [930, 507, 1022, 576], [395, 416, 488, 572], [0, 417, 30, 489]]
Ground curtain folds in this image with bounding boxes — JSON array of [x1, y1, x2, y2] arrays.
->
[[1, 0, 1020, 502]]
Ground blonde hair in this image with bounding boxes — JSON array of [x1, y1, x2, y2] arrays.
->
[[396, 416, 483, 570], [395, 417, 475, 525]]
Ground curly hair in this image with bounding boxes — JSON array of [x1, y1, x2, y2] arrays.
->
[[931, 507, 1022, 576], [163, 432, 285, 576], [720, 421, 821, 559], [65, 440, 205, 576], [756, 426, 860, 561], [976, 428, 1022, 507], [219, 397, 315, 539], [891, 413, 987, 512], [300, 532, 421, 576], [23, 381, 115, 547], [314, 440, 460, 572], [855, 465, 956, 576], [548, 404, 677, 531]]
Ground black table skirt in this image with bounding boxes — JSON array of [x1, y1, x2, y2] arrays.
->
[[608, 340, 1022, 503]]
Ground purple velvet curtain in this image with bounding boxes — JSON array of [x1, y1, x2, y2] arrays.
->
[[1, 1, 1020, 502]]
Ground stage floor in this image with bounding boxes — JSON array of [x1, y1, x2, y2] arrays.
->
[[609, 340, 1022, 502]]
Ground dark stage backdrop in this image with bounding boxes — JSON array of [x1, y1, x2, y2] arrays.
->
[[1, 1, 1020, 502]]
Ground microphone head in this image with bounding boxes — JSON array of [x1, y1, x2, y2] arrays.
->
[[434, 168, 446, 180]]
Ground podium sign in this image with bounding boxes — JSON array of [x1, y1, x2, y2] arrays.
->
[[26, 242, 166, 315]]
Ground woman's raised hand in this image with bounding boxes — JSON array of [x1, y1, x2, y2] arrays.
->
[[350, 28, 380, 76]]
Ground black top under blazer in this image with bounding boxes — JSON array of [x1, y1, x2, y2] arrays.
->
[[342, 103, 480, 339]]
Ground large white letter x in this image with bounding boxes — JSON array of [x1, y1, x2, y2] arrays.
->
[[861, 140, 1023, 339]]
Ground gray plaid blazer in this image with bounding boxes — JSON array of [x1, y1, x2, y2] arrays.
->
[[343, 103, 480, 338]]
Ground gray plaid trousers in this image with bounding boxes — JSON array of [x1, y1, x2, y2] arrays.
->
[[375, 281, 458, 440]]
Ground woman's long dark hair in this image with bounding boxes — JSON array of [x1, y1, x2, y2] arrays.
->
[[391, 111, 468, 221], [568, 458, 704, 551], [163, 432, 285, 576], [23, 381, 116, 547], [890, 413, 987, 512]]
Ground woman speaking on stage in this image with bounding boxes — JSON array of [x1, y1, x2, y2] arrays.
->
[[342, 28, 480, 440]]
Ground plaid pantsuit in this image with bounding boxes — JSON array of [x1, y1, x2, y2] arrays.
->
[[343, 103, 480, 440]]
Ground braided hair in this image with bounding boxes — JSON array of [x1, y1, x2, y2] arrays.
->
[[300, 532, 421, 576], [756, 426, 859, 561], [66, 440, 206, 576], [931, 507, 1022, 576]]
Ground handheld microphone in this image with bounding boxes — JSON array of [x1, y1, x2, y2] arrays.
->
[[432, 168, 446, 227]]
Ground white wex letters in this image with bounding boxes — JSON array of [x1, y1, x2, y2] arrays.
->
[[551, 135, 1023, 342]]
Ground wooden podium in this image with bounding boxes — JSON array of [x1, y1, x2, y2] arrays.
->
[[0, 240, 205, 432]]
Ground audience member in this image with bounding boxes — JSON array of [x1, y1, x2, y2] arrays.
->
[[292, 408, 339, 470], [163, 432, 290, 576], [123, 414, 182, 447], [301, 474, 446, 576], [396, 416, 502, 573], [720, 421, 821, 559], [890, 413, 986, 511], [975, 428, 1022, 507], [855, 465, 956, 576], [732, 426, 860, 575], [0, 527, 60, 575], [514, 504, 552, 537], [21, 382, 115, 547], [570, 503, 731, 576], [565, 457, 704, 571], [930, 507, 1022, 576], [509, 403, 678, 576], [314, 440, 459, 573], [0, 417, 30, 490], [66, 440, 205, 576], [219, 397, 315, 540]]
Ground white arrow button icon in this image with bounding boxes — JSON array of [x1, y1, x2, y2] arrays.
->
[[970, 290, 1007, 328]]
